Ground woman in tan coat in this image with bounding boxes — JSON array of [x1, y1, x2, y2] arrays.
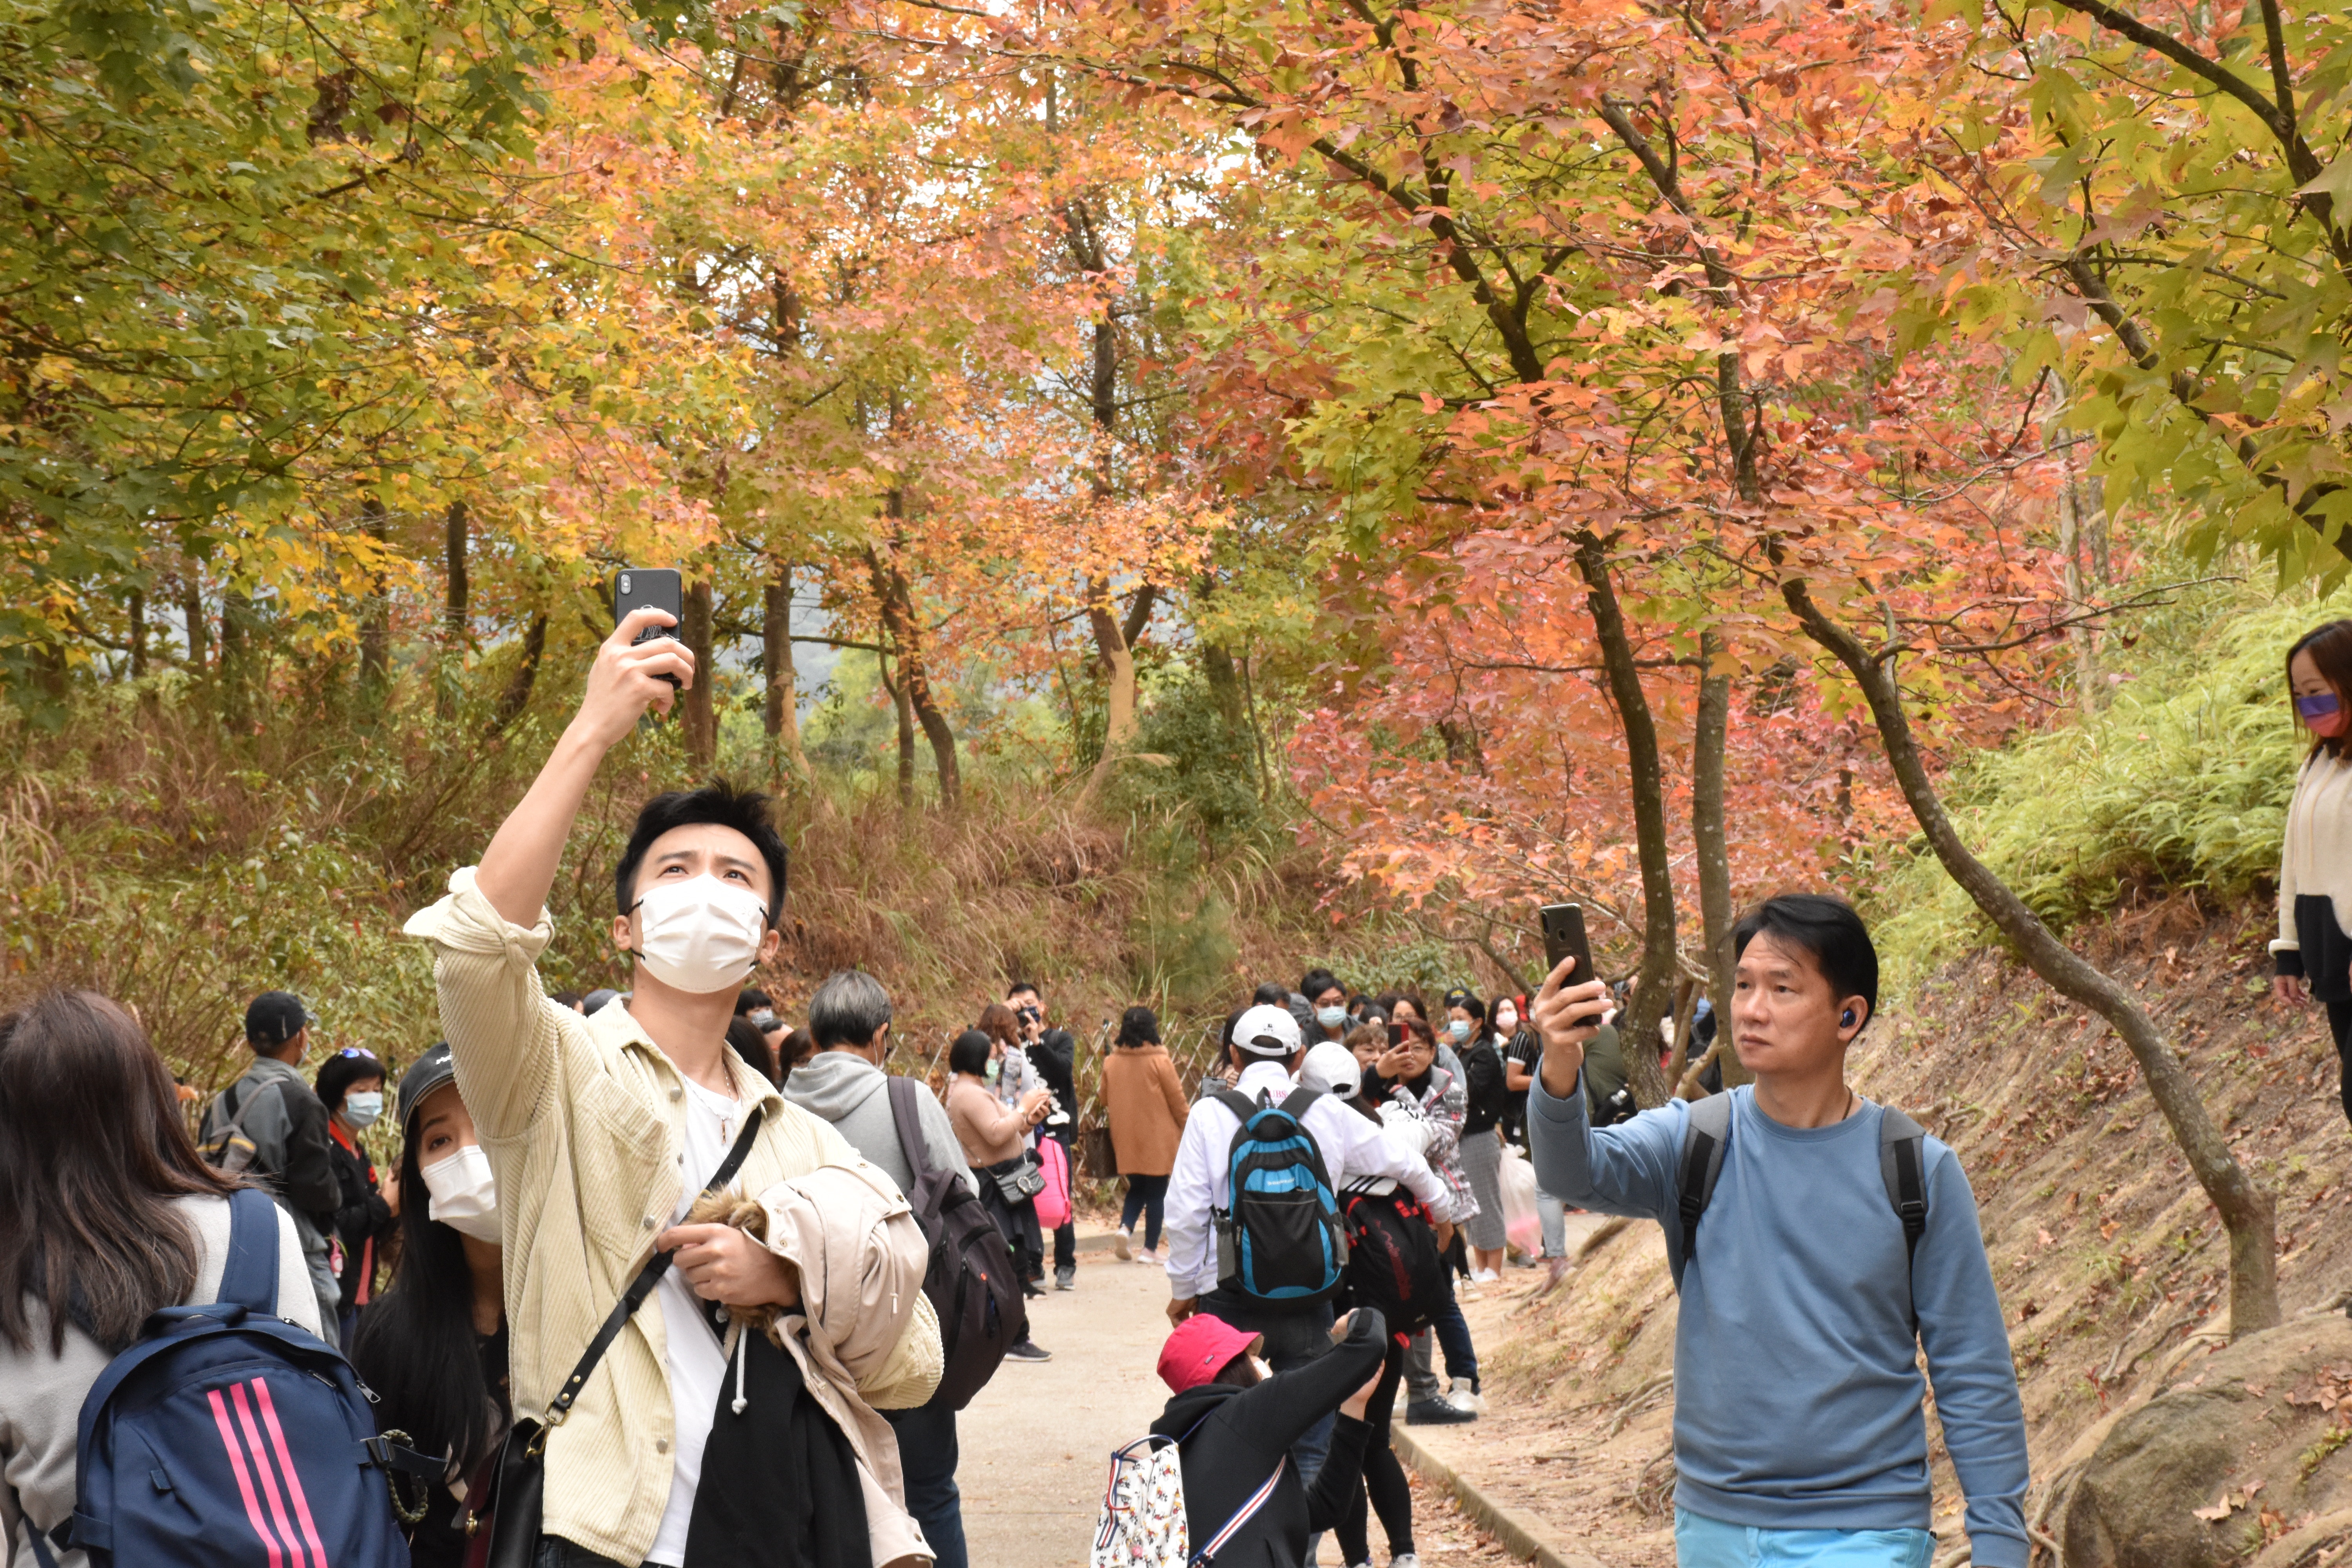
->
[[1101, 1005, 1191, 1265]]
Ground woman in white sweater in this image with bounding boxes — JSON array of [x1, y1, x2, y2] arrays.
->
[[2273, 619, 2352, 1124], [0, 991, 319, 1568]]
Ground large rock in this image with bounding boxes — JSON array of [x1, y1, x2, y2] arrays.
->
[[2065, 1314, 2352, 1568]]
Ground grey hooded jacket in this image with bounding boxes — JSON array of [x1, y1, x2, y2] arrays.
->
[[198, 1054, 340, 1259], [782, 1049, 977, 1198]]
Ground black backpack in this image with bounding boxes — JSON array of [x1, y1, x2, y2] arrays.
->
[[888, 1078, 1025, 1409], [1673, 1092, 1929, 1308], [1340, 1188, 1449, 1335]]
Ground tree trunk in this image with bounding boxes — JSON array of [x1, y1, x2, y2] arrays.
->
[[683, 576, 716, 767], [127, 590, 146, 681], [358, 498, 390, 691], [1204, 642, 1243, 720], [763, 566, 810, 779], [2059, 454, 2098, 717], [437, 500, 469, 719], [1692, 630, 1746, 1086], [877, 652, 915, 808], [220, 586, 254, 723], [1575, 531, 1675, 1108], [443, 501, 469, 644], [1780, 571, 2279, 1336], [181, 568, 209, 672], [488, 613, 547, 735], [866, 524, 960, 807]]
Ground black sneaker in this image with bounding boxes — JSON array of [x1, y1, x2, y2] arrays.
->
[[1054, 1266, 1076, 1291], [1005, 1339, 1053, 1362], [1404, 1398, 1476, 1425], [1022, 1280, 1046, 1299]]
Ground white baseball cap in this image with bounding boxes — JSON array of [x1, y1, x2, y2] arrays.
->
[[1232, 1003, 1304, 1058], [1299, 1041, 1361, 1098]]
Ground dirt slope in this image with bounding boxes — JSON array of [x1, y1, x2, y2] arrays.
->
[[1455, 899, 2352, 1564]]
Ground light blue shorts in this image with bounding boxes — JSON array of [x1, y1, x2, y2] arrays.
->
[[1675, 1507, 1936, 1567]]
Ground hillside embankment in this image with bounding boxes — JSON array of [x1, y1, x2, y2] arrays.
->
[[1443, 897, 2352, 1567]]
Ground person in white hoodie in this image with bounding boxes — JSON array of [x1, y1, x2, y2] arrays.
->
[[782, 970, 975, 1568]]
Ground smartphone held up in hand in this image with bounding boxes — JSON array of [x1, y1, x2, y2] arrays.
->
[[1539, 902, 1592, 987], [613, 568, 684, 689]]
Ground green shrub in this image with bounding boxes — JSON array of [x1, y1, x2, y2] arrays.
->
[[1872, 579, 2346, 982]]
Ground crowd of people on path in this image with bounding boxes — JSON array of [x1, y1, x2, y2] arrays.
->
[[11, 608, 2352, 1568]]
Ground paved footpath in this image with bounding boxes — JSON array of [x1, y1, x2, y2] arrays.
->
[[956, 1237, 1178, 1567], [952, 1231, 1519, 1567]]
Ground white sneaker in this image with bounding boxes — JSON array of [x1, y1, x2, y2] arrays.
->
[[1471, 1267, 1501, 1284], [1391, 1555, 1420, 1568], [1112, 1227, 1132, 1261], [1447, 1377, 1486, 1415], [1135, 1246, 1159, 1265]]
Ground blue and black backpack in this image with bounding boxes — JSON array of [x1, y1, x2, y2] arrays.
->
[[1210, 1087, 1349, 1302], [27, 1187, 435, 1568]]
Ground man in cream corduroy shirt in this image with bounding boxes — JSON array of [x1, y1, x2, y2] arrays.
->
[[405, 603, 940, 1568]]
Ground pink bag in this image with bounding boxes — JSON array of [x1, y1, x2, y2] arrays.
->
[[1035, 1135, 1073, 1230]]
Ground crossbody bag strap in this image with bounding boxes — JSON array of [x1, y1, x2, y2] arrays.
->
[[1191, 1454, 1287, 1564], [541, 1105, 766, 1425]]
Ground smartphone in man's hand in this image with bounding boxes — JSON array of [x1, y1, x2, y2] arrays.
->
[[1539, 902, 1593, 987], [613, 568, 684, 690]]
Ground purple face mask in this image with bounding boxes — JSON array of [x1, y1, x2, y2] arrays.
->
[[2297, 692, 2343, 719]]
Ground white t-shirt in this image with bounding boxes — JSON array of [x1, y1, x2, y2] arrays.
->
[[643, 1072, 748, 1566]]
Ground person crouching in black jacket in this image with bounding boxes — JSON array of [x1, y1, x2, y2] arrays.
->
[[1151, 1307, 1388, 1567]]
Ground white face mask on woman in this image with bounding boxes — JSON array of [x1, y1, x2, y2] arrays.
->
[[632, 875, 769, 994], [1494, 1007, 1518, 1034], [341, 1091, 384, 1130], [419, 1145, 502, 1242]]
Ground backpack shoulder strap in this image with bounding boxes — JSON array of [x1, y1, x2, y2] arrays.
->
[[1878, 1107, 1930, 1319], [887, 1078, 933, 1182], [217, 1186, 282, 1315], [1276, 1085, 1323, 1121], [1210, 1087, 1258, 1125], [1673, 1093, 1735, 1291]]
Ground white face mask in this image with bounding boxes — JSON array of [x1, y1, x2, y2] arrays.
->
[[1494, 1009, 1517, 1033], [632, 875, 769, 995], [419, 1145, 501, 1242], [342, 1091, 384, 1130]]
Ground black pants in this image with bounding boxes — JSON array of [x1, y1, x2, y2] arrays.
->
[[1048, 1129, 1076, 1274], [2330, 1000, 2352, 1126], [1334, 1335, 1412, 1564], [886, 1397, 967, 1568]]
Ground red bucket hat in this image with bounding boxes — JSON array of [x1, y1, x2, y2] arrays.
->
[[1158, 1314, 1265, 1394]]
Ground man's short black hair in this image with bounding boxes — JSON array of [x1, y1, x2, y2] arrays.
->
[[1251, 981, 1290, 1007], [1301, 969, 1343, 1003], [1733, 893, 1879, 1027], [737, 988, 774, 1016], [613, 781, 789, 930], [1005, 980, 1039, 1000]]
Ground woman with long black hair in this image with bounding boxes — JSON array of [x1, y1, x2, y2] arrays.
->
[[1442, 989, 1511, 1285], [2275, 619, 2352, 1125], [1, 991, 321, 1568], [348, 1045, 508, 1567]]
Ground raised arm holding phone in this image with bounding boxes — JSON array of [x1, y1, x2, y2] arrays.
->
[[404, 597, 942, 1568]]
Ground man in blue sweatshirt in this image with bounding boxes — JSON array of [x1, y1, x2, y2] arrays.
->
[[1528, 893, 2028, 1568]]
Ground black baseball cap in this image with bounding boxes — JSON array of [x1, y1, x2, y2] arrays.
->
[[397, 1043, 457, 1135], [245, 991, 316, 1048]]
